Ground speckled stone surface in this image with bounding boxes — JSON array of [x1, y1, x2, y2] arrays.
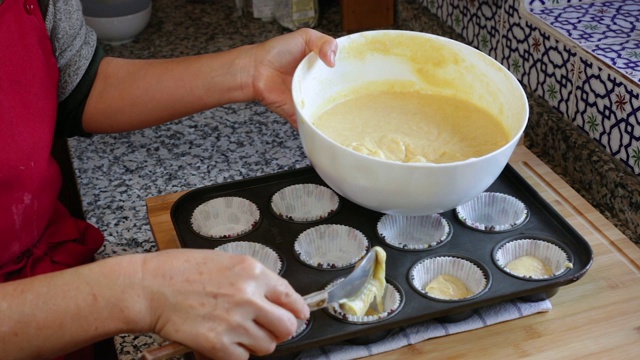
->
[[68, 0, 640, 358]]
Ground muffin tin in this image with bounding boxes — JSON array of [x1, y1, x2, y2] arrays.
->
[[170, 164, 593, 358]]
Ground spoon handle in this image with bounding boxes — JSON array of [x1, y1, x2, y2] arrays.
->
[[141, 342, 191, 360]]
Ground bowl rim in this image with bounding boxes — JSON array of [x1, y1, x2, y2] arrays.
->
[[82, 0, 152, 18]]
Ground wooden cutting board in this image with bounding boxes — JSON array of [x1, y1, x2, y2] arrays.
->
[[145, 145, 640, 358]]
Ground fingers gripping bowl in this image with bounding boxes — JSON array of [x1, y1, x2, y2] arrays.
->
[[292, 30, 529, 215]]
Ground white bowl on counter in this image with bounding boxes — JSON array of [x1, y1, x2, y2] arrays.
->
[[292, 30, 529, 216]]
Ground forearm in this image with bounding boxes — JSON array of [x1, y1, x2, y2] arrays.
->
[[0, 255, 147, 359], [82, 45, 256, 134]]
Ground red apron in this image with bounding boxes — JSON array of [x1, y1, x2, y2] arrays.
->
[[0, 1, 105, 357], [0, 0, 104, 280]]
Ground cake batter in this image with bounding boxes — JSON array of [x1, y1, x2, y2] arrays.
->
[[506, 255, 554, 278], [313, 89, 510, 164], [339, 247, 387, 316], [425, 274, 473, 299]]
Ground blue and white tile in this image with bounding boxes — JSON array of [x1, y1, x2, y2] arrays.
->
[[470, 0, 504, 59], [573, 56, 640, 173], [423, 0, 450, 25], [499, 0, 528, 75], [434, 0, 458, 33], [528, 0, 640, 46], [501, 0, 577, 118], [530, 30, 578, 117], [445, 0, 474, 44], [584, 38, 640, 85], [527, 0, 594, 9]]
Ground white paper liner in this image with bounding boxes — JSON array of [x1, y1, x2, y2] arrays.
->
[[494, 238, 573, 280], [456, 192, 529, 232], [410, 256, 488, 301], [377, 214, 451, 250], [281, 318, 312, 344], [215, 241, 283, 275], [294, 224, 369, 269], [325, 278, 402, 324], [190, 197, 260, 239], [271, 184, 340, 222], [293, 318, 311, 338]]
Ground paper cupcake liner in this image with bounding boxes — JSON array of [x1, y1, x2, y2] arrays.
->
[[325, 278, 403, 324], [271, 183, 340, 223], [280, 318, 312, 344], [494, 238, 573, 280], [456, 192, 529, 232], [377, 214, 452, 250], [190, 197, 260, 239], [215, 241, 284, 275], [409, 256, 489, 301], [294, 224, 369, 270]]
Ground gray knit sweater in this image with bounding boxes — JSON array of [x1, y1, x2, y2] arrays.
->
[[44, 0, 97, 102]]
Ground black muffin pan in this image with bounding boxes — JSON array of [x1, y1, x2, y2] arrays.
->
[[171, 164, 593, 358]]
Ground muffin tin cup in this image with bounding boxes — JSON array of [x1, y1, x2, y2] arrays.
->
[[294, 224, 370, 270], [409, 255, 490, 302], [456, 192, 529, 233], [494, 237, 573, 281], [190, 197, 260, 239], [215, 241, 284, 275], [325, 278, 404, 325], [377, 213, 452, 251], [271, 183, 340, 223]]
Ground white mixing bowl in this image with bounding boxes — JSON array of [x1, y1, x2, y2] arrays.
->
[[292, 30, 529, 216]]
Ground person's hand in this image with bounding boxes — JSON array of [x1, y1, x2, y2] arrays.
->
[[249, 28, 338, 127], [138, 249, 309, 359]]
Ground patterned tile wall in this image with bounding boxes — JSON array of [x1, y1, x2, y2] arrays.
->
[[417, 0, 640, 174], [529, 0, 640, 83], [574, 56, 640, 173], [502, 0, 578, 117], [421, 0, 503, 59], [529, 1, 640, 47], [585, 39, 640, 83], [525, 0, 640, 173]]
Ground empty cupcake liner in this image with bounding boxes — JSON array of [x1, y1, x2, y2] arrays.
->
[[271, 183, 340, 222], [456, 192, 529, 232], [215, 241, 284, 275], [294, 224, 369, 270], [409, 256, 489, 301], [190, 197, 260, 239], [494, 238, 573, 280], [377, 214, 452, 250], [325, 278, 403, 324], [280, 318, 312, 344]]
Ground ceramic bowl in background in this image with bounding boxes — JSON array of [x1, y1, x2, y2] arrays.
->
[[82, 0, 152, 45], [292, 30, 529, 216]]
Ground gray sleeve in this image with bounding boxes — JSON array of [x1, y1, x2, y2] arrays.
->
[[45, 0, 98, 102]]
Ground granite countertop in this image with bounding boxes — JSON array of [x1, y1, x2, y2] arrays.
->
[[67, 0, 640, 357]]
